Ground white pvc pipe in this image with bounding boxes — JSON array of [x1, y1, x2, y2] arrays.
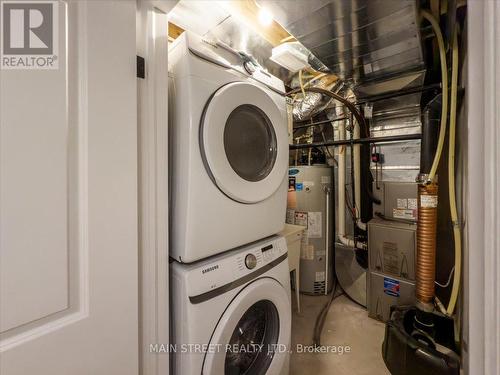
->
[[325, 187, 330, 295], [338, 116, 366, 250], [353, 122, 367, 231], [338, 118, 347, 237]]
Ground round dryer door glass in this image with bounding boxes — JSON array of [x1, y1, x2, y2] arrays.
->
[[224, 105, 277, 182], [224, 300, 279, 375], [200, 82, 288, 204]]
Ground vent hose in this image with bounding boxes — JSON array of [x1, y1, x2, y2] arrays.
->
[[416, 182, 439, 306]]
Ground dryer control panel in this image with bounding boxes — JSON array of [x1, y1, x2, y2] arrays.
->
[[175, 31, 285, 94], [185, 236, 288, 298]]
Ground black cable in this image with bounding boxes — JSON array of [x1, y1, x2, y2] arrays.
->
[[312, 280, 345, 347], [311, 162, 339, 348], [367, 188, 381, 205], [345, 186, 356, 220], [312, 284, 368, 347]]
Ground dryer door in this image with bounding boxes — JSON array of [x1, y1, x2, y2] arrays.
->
[[200, 81, 288, 204], [202, 278, 291, 375]]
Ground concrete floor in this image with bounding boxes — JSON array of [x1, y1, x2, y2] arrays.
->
[[290, 294, 390, 375]]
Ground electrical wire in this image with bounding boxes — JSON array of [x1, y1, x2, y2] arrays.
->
[[435, 266, 455, 288], [321, 130, 337, 165], [345, 186, 356, 220], [446, 28, 461, 316], [421, 10, 449, 183]]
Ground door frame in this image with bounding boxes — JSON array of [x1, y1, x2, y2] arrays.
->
[[467, 1, 500, 374], [137, 1, 176, 374]]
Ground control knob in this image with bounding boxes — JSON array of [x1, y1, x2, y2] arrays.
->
[[245, 254, 257, 269]]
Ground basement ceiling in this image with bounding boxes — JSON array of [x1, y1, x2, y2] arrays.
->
[[258, 0, 425, 84], [168, 0, 293, 79]]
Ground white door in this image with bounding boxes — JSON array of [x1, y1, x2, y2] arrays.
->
[[0, 1, 139, 374], [200, 81, 288, 204]]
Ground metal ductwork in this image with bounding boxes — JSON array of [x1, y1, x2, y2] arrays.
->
[[259, 0, 424, 84]]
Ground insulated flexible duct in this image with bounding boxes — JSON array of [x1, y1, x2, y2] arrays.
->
[[286, 87, 369, 138], [416, 182, 438, 305]]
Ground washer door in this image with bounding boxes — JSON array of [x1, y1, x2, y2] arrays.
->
[[202, 278, 291, 375], [201, 82, 288, 204]]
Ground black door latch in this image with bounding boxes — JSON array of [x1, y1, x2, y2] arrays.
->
[[137, 55, 145, 79]]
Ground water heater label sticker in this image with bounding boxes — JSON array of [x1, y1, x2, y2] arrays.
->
[[307, 212, 322, 238], [294, 211, 308, 227], [383, 277, 400, 297], [296, 183, 303, 191], [286, 209, 295, 224], [321, 175, 330, 184], [420, 195, 438, 208]]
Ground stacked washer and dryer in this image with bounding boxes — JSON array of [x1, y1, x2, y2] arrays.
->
[[168, 31, 291, 375]]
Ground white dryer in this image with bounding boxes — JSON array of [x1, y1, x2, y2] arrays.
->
[[170, 235, 291, 375], [169, 31, 289, 263]]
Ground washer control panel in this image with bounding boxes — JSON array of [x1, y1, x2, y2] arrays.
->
[[235, 236, 287, 274], [185, 236, 288, 297]]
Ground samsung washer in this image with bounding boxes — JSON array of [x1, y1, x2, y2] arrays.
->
[[170, 235, 291, 375]]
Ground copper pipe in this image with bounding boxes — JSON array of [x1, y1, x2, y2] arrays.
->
[[416, 182, 438, 305]]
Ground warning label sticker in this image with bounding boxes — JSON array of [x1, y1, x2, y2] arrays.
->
[[397, 198, 408, 209], [408, 198, 418, 209], [382, 242, 399, 275], [294, 211, 308, 227], [307, 211, 322, 238]]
